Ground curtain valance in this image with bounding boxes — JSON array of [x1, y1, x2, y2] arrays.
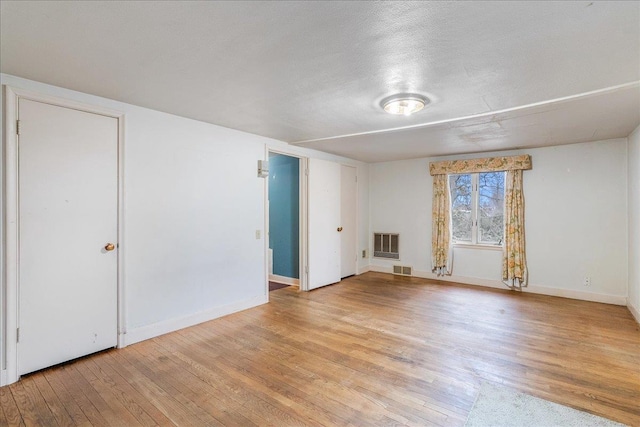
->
[[429, 155, 532, 176]]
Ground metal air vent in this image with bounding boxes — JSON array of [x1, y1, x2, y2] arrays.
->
[[374, 233, 399, 259], [392, 265, 413, 276]]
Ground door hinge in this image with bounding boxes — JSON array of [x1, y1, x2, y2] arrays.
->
[[16, 328, 20, 343], [16, 120, 21, 135], [305, 265, 309, 274]]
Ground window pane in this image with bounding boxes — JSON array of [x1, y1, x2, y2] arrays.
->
[[478, 172, 504, 244], [449, 174, 472, 242]]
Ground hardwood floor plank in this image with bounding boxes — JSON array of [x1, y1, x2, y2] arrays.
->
[[41, 367, 93, 427], [51, 364, 111, 427], [1, 272, 638, 425], [10, 378, 57, 426], [184, 321, 394, 424], [148, 335, 284, 426], [31, 373, 76, 427], [105, 348, 216, 426], [216, 316, 468, 422], [0, 401, 7, 427], [72, 362, 143, 426], [165, 331, 317, 426], [134, 339, 261, 427], [83, 355, 172, 426], [0, 385, 25, 426], [206, 315, 464, 425]]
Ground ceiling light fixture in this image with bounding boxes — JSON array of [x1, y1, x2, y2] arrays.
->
[[381, 93, 429, 116]]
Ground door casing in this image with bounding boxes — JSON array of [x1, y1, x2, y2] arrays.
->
[[1, 86, 126, 386], [265, 149, 309, 293], [340, 164, 357, 278]]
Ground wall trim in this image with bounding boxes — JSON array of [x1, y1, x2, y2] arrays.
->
[[269, 274, 300, 286], [124, 294, 268, 346], [627, 300, 640, 325], [368, 265, 627, 306]]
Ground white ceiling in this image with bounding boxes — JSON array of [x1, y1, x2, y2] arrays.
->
[[1, 1, 639, 162]]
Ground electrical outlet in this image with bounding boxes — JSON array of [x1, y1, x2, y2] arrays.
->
[[362, 249, 367, 258], [255, 230, 261, 239], [584, 276, 591, 287]]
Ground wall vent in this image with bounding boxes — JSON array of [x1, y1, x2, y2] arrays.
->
[[392, 265, 413, 276], [374, 233, 399, 259]]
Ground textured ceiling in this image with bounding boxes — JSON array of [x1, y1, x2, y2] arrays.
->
[[1, 1, 639, 162]]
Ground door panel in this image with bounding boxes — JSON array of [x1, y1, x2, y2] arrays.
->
[[308, 158, 341, 290], [18, 99, 118, 375], [340, 165, 357, 278]]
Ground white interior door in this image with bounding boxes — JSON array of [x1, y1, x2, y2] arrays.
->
[[308, 158, 341, 290], [18, 98, 118, 375], [340, 165, 357, 278]]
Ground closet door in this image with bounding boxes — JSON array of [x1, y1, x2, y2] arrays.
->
[[18, 98, 118, 375], [307, 158, 341, 290], [340, 165, 357, 278]]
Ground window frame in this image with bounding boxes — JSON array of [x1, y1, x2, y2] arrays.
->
[[449, 172, 505, 248]]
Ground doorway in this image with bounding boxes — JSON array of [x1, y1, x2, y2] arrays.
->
[[268, 153, 301, 288]]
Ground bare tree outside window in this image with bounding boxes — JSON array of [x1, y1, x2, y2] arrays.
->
[[478, 172, 504, 243], [449, 174, 472, 242]]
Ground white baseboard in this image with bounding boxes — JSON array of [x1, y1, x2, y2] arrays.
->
[[627, 300, 640, 324], [269, 274, 300, 286], [123, 294, 268, 346], [1, 370, 7, 386], [368, 265, 627, 306]]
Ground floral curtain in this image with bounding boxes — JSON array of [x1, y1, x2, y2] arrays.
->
[[503, 169, 527, 288], [429, 154, 532, 176], [432, 174, 452, 275]]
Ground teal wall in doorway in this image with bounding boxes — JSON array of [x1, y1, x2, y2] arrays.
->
[[269, 153, 300, 279]]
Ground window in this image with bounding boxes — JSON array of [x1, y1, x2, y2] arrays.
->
[[449, 172, 505, 245]]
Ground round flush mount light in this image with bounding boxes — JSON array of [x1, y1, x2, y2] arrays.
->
[[381, 93, 429, 116]]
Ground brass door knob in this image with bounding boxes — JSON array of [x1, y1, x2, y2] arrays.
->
[[104, 243, 116, 251], [337, 227, 343, 232]]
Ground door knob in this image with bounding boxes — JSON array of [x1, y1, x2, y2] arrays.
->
[[337, 227, 343, 232], [104, 243, 116, 251]]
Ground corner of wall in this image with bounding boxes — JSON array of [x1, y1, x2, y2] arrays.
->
[[627, 299, 640, 325]]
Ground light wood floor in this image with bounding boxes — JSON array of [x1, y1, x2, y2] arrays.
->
[[1, 272, 639, 426]]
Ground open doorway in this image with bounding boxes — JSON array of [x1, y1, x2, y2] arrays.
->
[[268, 152, 301, 291]]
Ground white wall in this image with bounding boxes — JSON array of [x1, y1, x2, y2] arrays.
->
[[628, 125, 640, 321], [370, 139, 629, 304], [0, 74, 369, 381], [123, 110, 269, 335]]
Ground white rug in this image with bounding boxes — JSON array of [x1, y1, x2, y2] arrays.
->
[[465, 382, 627, 427]]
